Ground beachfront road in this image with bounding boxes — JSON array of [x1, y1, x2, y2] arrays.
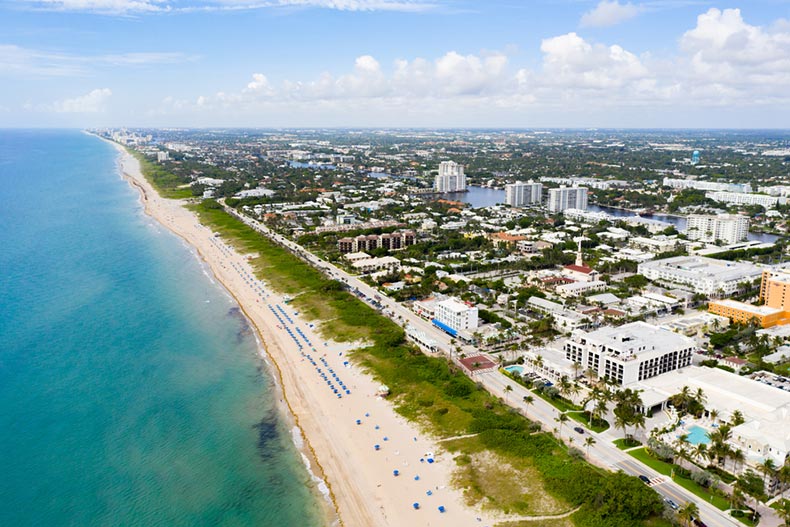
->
[[224, 206, 742, 527]]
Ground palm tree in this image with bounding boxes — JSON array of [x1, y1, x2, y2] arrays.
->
[[730, 487, 746, 511], [775, 498, 790, 527], [693, 443, 709, 466], [760, 458, 777, 495], [731, 409, 745, 426], [522, 395, 534, 417], [533, 354, 544, 371], [709, 409, 719, 423], [678, 501, 699, 527], [558, 375, 572, 400], [778, 463, 790, 499], [584, 436, 596, 458], [675, 434, 691, 467], [730, 448, 745, 473], [694, 387, 707, 408], [555, 413, 569, 437], [504, 384, 513, 403]]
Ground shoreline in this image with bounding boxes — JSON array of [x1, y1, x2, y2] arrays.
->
[[104, 137, 340, 525], [101, 136, 494, 527]]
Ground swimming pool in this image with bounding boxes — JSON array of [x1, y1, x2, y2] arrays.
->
[[505, 365, 524, 375], [686, 425, 710, 445]]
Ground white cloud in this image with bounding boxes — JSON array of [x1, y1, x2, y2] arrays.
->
[[678, 8, 790, 100], [147, 8, 790, 126], [537, 32, 649, 90], [23, 0, 436, 14], [52, 88, 112, 112], [0, 45, 194, 78], [244, 73, 274, 95], [580, 0, 642, 28], [27, 0, 168, 14]]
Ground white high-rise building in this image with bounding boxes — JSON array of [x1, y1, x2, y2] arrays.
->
[[547, 186, 588, 213], [505, 181, 542, 207], [686, 214, 749, 244], [434, 161, 467, 193]]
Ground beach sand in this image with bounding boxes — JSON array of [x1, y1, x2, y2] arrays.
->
[[109, 141, 498, 527]]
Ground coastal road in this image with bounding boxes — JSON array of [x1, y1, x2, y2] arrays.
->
[[478, 370, 740, 527], [224, 206, 741, 527]]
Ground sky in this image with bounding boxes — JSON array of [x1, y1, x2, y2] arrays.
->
[[1, 0, 790, 128]]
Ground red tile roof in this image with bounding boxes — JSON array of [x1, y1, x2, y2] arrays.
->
[[564, 264, 595, 274]]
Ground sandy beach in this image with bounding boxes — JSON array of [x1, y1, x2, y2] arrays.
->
[[108, 140, 498, 527]]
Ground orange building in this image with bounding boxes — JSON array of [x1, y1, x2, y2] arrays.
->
[[760, 270, 790, 310], [708, 299, 790, 328]]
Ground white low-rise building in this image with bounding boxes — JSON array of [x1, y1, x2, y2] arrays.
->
[[637, 255, 763, 296], [433, 298, 478, 334], [556, 280, 607, 298], [564, 322, 695, 386], [706, 191, 786, 208]]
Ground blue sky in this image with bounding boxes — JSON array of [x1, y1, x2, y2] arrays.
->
[[1, 0, 789, 127]]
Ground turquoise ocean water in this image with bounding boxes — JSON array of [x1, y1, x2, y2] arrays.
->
[[0, 130, 325, 526]]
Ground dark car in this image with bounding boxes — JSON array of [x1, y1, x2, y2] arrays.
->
[[693, 519, 708, 527], [573, 426, 585, 434], [638, 475, 651, 484]]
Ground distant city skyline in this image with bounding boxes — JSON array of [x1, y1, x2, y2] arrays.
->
[[2, 1, 790, 128]]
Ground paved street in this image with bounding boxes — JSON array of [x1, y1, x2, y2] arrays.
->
[[229, 206, 749, 527]]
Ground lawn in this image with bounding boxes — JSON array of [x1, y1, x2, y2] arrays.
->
[[566, 411, 609, 433], [532, 389, 581, 413], [613, 438, 642, 450], [627, 448, 730, 511]]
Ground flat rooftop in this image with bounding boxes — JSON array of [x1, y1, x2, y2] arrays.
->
[[635, 366, 790, 463], [711, 299, 784, 316], [640, 256, 762, 282], [579, 321, 695, 357]]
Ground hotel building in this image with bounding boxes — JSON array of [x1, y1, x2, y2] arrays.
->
[[564, 321, 695, 386]]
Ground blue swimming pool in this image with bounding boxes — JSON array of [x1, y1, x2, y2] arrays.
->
[[687, 425, 710, 445], [505, 365, 524, 375]]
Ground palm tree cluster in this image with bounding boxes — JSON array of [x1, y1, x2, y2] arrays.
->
[[612, 388, 646, 442], [582, 383, 612, 428], [668, 385, 707, 417]]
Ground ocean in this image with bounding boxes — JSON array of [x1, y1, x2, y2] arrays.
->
[[0, 130, 325, 526]]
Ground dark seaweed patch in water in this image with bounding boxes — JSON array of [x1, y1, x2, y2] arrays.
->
[[253, 409, 283, 460], [227, 306, 253, 343]]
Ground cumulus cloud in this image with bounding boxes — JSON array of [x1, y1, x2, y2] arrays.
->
[[580, 0, 642, 28], [678, 8, 790, 101], [148, 8, 790, 125], [538, 32, 649, 89], [52, 88, 112, 112]]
